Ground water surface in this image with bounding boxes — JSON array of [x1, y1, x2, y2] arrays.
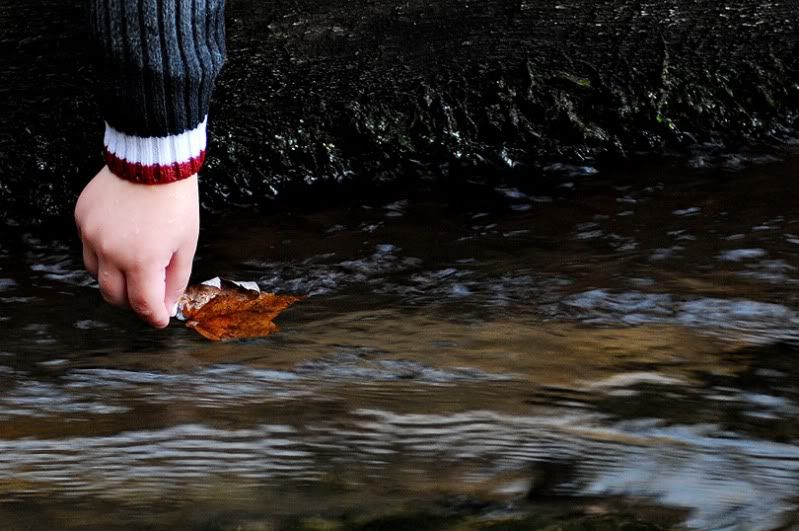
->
[[2, 160, 799, 529]]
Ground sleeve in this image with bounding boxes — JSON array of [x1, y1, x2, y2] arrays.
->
[[85, 0, 227, 185]]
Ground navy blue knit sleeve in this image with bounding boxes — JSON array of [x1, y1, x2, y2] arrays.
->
[[86, 0, 226, 184]]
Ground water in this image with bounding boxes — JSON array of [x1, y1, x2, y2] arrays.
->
[[2, 159, 799, 530]]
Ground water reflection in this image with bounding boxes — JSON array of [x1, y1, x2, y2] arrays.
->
[[2, 159, 799, 529]]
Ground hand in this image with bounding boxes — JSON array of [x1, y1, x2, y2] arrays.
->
[[75, 165, 200, 328]]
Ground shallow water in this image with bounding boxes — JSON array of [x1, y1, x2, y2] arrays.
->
[[2, 159, 799, 530]]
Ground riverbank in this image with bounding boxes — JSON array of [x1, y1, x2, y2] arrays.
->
[[1, 0, 798, 222]]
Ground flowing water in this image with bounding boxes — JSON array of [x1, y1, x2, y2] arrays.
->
[[2, 159, 799, 530]]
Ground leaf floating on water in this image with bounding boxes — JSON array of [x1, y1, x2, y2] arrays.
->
[[177, 277, 305, 341]]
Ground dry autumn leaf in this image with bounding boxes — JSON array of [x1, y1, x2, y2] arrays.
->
[[177, 278, 305, 341]]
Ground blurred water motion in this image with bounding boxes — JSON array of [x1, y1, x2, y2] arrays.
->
[[2, 159, 799, 529]]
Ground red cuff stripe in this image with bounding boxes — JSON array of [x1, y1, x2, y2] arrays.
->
[[104, 148, 206, 185]]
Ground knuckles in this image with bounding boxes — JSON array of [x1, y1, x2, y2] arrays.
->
[[93, 241, 156, 272]]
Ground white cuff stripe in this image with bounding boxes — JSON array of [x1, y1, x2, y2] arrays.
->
[[103, 116, 208, 166]]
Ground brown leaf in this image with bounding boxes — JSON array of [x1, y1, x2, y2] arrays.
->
[[178, 279, 305, 341]]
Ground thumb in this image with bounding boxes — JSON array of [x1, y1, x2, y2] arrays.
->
[[126, 267, 170, 329], [165, 246, 195, 317]]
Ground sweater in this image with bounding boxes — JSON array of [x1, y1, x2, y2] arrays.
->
[[85, 0, 227, 184]]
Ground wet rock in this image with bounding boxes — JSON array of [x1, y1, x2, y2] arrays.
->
[[2, 0, 799, 221]]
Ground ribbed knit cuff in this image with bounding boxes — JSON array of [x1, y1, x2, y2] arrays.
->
[[103, 115, 207, 185], [86, 0, 226, 185]]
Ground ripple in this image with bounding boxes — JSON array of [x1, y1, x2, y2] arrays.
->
[[718, 248, 768, 262], [0, 380, 129, 419], [295, 353, 516, 383], [1, 410, 796, 529], [563, 290, 799, 343], [0, 278, 16, 291]]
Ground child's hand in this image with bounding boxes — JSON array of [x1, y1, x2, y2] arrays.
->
[[74, 165, 200, 328]]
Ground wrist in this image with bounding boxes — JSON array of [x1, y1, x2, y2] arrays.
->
[[103, 116, 208, 185]]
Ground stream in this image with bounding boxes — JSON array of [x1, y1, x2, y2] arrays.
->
[[1, 158, 799, 530]]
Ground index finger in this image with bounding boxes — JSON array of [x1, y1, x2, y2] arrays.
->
[[125, 267, 170, 329]]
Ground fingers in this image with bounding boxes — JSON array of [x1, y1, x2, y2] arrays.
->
[[97, 262, 127, 307], [94, 257, 173, 329], [126, 267, 170, 329], [82, 245, 99, 278], [164, 247, 195, 317]]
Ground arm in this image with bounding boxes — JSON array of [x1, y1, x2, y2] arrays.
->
[[76, 0, 226, 328]]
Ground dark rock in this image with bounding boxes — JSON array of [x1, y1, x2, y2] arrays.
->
[[1, 0, 798, 221]]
